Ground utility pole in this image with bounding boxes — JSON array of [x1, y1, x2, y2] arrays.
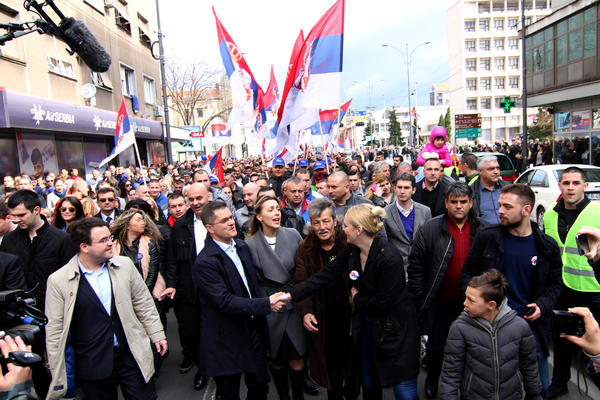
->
[[521, 0, 528, 171], [155, 0, 172, 164]]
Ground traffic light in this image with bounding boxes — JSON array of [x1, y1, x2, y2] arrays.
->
[[500, 96, 515, 113]]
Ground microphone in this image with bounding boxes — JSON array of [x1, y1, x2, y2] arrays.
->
[[59, 17, 111, 72]]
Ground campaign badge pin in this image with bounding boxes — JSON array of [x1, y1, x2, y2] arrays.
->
[[531, 256, 537, 266], [349, 270, 359, 281], [137, 253, 143, 260]]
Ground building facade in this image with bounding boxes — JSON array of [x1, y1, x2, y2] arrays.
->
[[447, 0, 552, 143], [0, 0, 164, 178], [429, 83, 450, 106], [526, 0, 600, 165]]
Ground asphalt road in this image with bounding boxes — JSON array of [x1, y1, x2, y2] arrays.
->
[[153, 310, 597, 400]]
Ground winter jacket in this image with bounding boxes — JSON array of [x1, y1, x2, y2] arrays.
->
[[0, 216, 76, 308], [416, 129, 452, 167], [439, 299, 543, 400], [461, 223, 564, 354], [408, 213, 485, 331]]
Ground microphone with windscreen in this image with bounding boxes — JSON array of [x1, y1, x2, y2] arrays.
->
[[59, 17, 111, 72]]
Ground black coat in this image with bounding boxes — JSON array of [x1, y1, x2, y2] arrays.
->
[[0, 218, 76, 307], [290, 237, 420, 386], [93, 208, 123, 221], [461, 223, 564, 353], [167, 208, 198, 302], [408, 213, 485, 331], [192, 236, 270, 377], [469, 178, 508, 221], [0, 252, 27, 291], [413, 180, 450, 218]]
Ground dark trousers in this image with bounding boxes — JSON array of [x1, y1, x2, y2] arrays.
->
[[552, 288, 600, 385], [214, 324, 269, 400], [173, 298, 200, 362], [79, 347, 156, 400], [425, 300, 462, 381], [325, 334, 357, 400]]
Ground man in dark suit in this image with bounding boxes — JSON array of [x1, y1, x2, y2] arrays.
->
[[0, 252, 27, 291], [193, 201, 287, 400], [413, 158, 450, 218], [94, 187, 122, 224], [384, 173, 431, 269]]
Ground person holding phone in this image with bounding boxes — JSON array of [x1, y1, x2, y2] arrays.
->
[[562, 307, 600, 374], [543, 167, 600, 399]]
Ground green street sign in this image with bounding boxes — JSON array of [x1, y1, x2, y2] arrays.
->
[[456, 128, 481, 138]]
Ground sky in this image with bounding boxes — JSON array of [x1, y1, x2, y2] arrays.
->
[[159, 0, 458, 112]]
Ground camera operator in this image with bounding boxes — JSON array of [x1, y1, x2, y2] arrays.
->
[[0, 335, 37, 399]]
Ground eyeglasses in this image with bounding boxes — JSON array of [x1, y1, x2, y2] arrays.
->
[[98, 198, 116, 203], [60, 207, 75, 213], [97, 235, 114, 244], [125, 183, 132, 187]]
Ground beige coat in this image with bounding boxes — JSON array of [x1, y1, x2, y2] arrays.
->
[[45, 255, 165, 400]]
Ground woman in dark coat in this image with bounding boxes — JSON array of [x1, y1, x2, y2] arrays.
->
[[246, 196, 306, 400], [287, 204, 420, 400]]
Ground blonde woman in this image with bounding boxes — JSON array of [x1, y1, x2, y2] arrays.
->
[[286, 204, 420, 400], [365, 173, 395, 207], [111, 209, 165, 298]]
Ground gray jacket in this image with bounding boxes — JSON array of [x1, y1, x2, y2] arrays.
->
[[246, 227, 306, 357], [384, 200, 431, 269], [440, 299, 542, 400]]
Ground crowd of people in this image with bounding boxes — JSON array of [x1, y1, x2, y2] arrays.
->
[[2, 127, 600, 400]]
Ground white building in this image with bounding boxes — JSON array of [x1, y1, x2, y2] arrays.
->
[[447, 0, 552, 143], [430, 83, 450, 106]]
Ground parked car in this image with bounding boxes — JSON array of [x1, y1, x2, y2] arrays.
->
[[515, 164, 600, 230], [472, 152, 518, 182]]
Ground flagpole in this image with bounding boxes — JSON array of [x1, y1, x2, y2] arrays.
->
[[316, 108, 330, 174], [132, 139, 148, 188], [252, 127, 270, 179], [292, 131, 301, 175]]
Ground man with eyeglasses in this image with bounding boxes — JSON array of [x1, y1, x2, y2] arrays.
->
[[45, 217, 167, 400], [95, 187, 122, 225]]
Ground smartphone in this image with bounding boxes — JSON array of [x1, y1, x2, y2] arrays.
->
[[553, 310, 585, 336], [370, 184, 379, 192], [524, 306, 536, 317], [576, 234, 590, 256]]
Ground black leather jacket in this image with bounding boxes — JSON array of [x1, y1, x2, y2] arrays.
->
[[119, 237, 160, 291]]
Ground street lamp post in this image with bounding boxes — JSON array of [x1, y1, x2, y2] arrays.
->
[[353, 79, 384, 146], [382, 42, 430, 149]]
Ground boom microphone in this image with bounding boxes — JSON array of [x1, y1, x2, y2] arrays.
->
[[59, 17, 111, 73]]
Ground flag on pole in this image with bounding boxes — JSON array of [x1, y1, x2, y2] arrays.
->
[[208, 147, 225, 183], [345, 130, 353, 151], [337, 136, 345, 151], [211, 124, 231, 137], [99, 96, 135, 167], [213, 8, 264, 126]]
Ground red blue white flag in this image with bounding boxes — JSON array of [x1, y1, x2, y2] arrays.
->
[[99, 96, 135, 167], [211, 123, 231, 137]]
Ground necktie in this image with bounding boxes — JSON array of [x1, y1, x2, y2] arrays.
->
[[106, 216, 112, 223]]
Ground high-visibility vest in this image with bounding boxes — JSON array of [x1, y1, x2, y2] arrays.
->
[[467, 175, 479, 186], [544, 202, 600, 292]]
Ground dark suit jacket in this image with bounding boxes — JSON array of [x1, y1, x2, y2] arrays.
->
[[167, 208, 197, 302], [94, 208, 123, 221], [0, 252, 27, 291], [193, 236, 270, 377]]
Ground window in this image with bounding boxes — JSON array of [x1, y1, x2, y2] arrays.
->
[[465, 20, 475, 32], [569, 29, 583, 61], [119, 64, 136, 96], [494, 19, 504, 31], [143, 76, 156, 104], [495, 77, 505, 89], [530, 170, 549, 187], [507, 2, 519, 11], [508, 18, 519, 30], [138, 28, 151, 49], [91, 72, 113, 90], [480, 77, 491, 90], [584, 23, 596, 57], [465, 40, 476, 52], [508, 38, 519, 50], [544, 40, 553, 69], [115, 9, 131, 35], [480, 58, 491, 71], [47, 57, 74, 78], [196, 108, 204, 118], [466, 98, 477, 110], [556, 34, 567, 65], [480, 39, 490, 51], [494, 57, 505, 70], [509, 76, 519, 88], [479, 19, 490, 31], [466, 79, 477, 90], [509, 57, 519, 69], [479, 2, 491, 13], [480, 97, 491, 109], [495, 97, 504, 108], [535, 0, 548, 10], [533, 46, 544, 71], [493, 1, 505, 12], [466, 59, 477, 71], [494, 38, 504, 51]]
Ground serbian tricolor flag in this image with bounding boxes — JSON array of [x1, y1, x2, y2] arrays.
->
[[213, 8, 264, 127], [99, 96, 135, 167], [345, 130, 353, 150], [337, 136, 345, 151], [208, 147, 225, 183], [275, 0, 344, 157], [211, 124, 231, 137]]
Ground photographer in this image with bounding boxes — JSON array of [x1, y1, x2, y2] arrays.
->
[[0, 335, 37, 399], [561, 307, 600, 373], [576, 225, 600, 283]]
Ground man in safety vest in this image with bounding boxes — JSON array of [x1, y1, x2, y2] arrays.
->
[[544, 166, 600, 399]]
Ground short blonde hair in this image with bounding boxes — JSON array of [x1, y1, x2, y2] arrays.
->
[[345, 204, 386, 237]]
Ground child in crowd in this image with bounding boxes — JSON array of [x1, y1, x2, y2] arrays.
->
[[417, 126, 452, 167], [439, 269, 542, 400]]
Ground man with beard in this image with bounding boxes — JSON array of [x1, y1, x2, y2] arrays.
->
[[235, 183, 259, 239], [462, 183, 563, 395], [294, 198, 356, 400]]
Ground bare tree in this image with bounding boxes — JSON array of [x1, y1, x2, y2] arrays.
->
[[164, 56, 227, 127]]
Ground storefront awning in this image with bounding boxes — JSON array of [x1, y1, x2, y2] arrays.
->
[[0, 88, 163, 139]]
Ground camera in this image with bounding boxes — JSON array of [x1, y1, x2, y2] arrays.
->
[[553, 310, 586, 337], [0, 290, 47, 367]]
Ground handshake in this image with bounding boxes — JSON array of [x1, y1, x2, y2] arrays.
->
[[269, 292, 292, 312]]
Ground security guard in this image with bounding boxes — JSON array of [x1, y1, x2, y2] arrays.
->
[[544, 166, 600, 399]]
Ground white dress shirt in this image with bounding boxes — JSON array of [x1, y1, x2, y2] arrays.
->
[[193, 213, 207, 255], [213, 238, 251, 297]]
